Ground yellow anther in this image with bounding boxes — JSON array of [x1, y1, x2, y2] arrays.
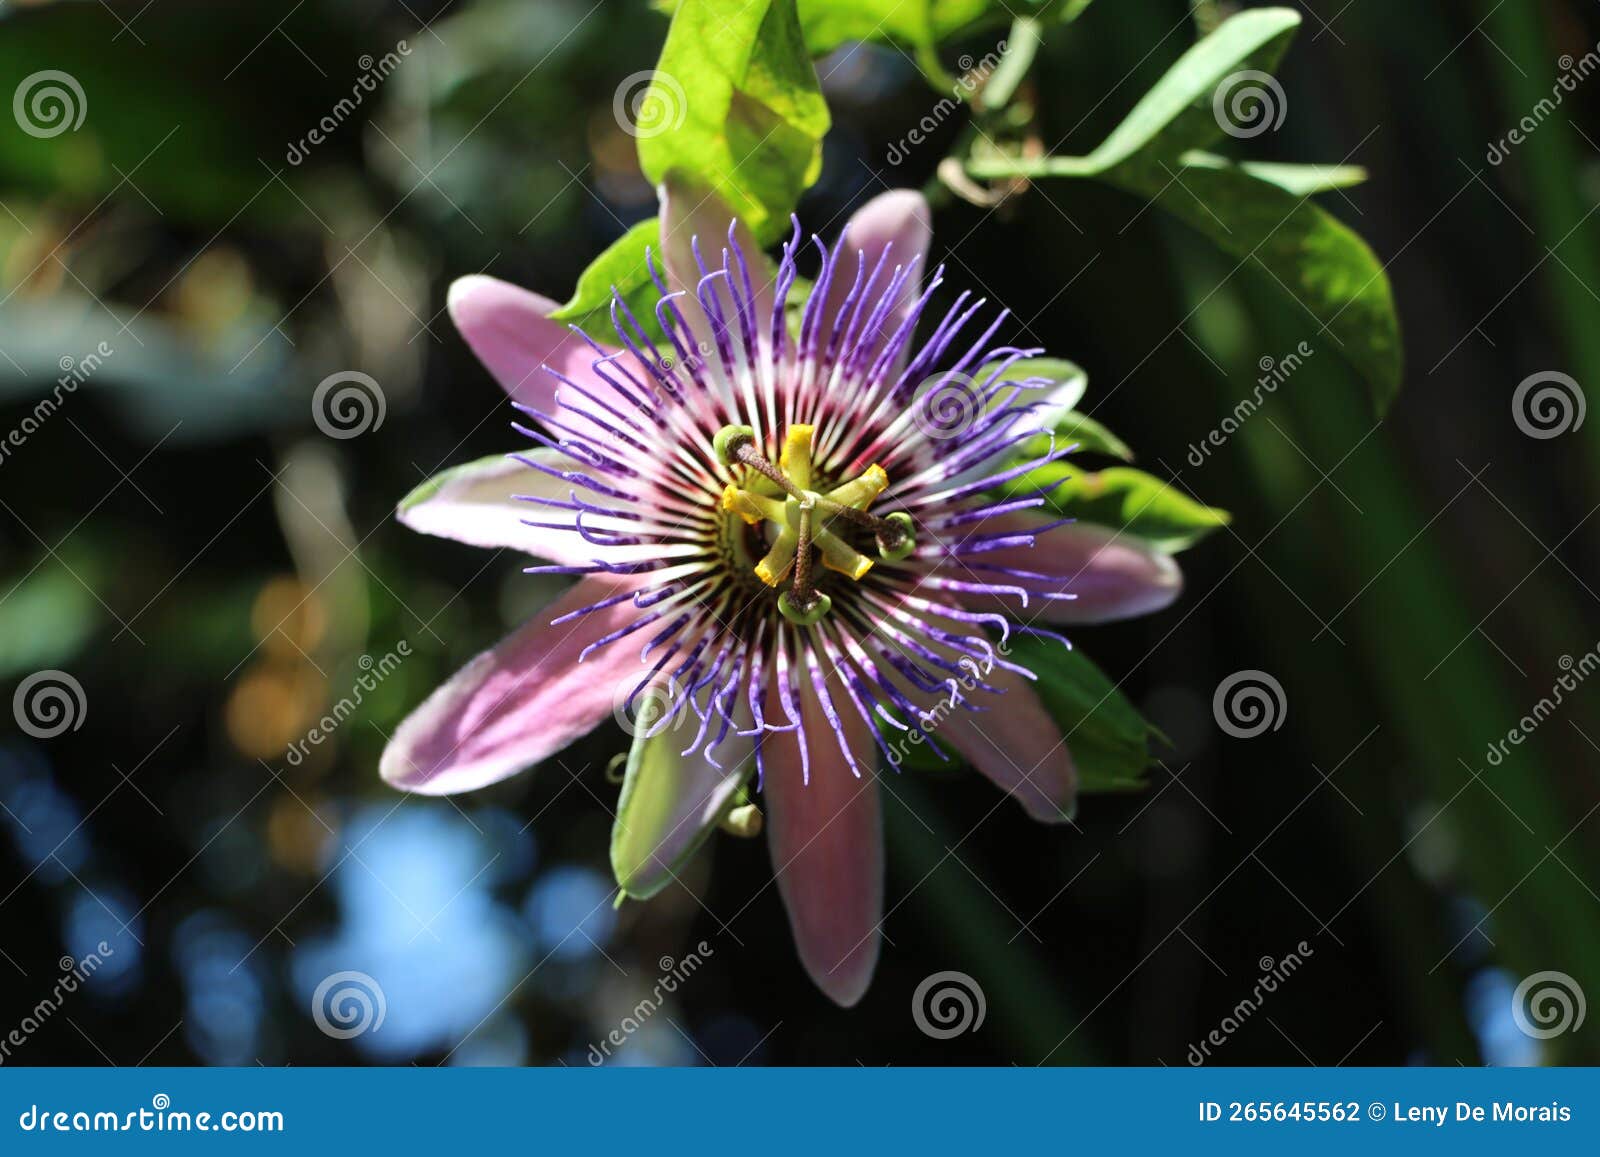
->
[[722, 485, 784, 526], [816, 529, 874, 580], [779, 425, 815, 490], [754, 527, 799, 587], [719, 429, 894, 604], [825, 463, 888, 510]]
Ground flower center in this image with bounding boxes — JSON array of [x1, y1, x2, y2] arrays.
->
[[715, 425, 916, 626]]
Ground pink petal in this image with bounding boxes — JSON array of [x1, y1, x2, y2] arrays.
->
[[761, 675, 884, 1007], [446, 274, 629, 414], [380, 576, 648, 796], [915, 666, 1078, 824], [657, 177, 775, 334], [822, 189, 932, 374], [951, 513, 1182, 624], [395, 449, 690, 569]]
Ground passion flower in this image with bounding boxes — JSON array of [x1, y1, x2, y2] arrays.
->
[[383, 183, 1181, 1005]]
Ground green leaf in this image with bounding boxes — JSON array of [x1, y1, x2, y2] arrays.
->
[[980, 14, 1042, 110], [638, 0, 829, 243], [612, 719, 754, 900], [1182, 151, 1368, 195], [652, 0, 1093, 61], [1055, 410, 1133, 461], [768, 1, 985, 58], [1108, 155, 1402, 412], [880, 641, 1158, 793], [963, 8, 1403, 412], [1080, 6, 1301, 170], [1009, 464, 1230, 552], [780, 0, 1091, 57], [549, 218, 665, 342], [1005, 640, 1159, 793]]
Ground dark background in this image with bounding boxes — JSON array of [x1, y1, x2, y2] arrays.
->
[[1, 0, 1597, 1066]]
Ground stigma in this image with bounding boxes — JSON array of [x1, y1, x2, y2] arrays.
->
[[715, 425, 916, 625]]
